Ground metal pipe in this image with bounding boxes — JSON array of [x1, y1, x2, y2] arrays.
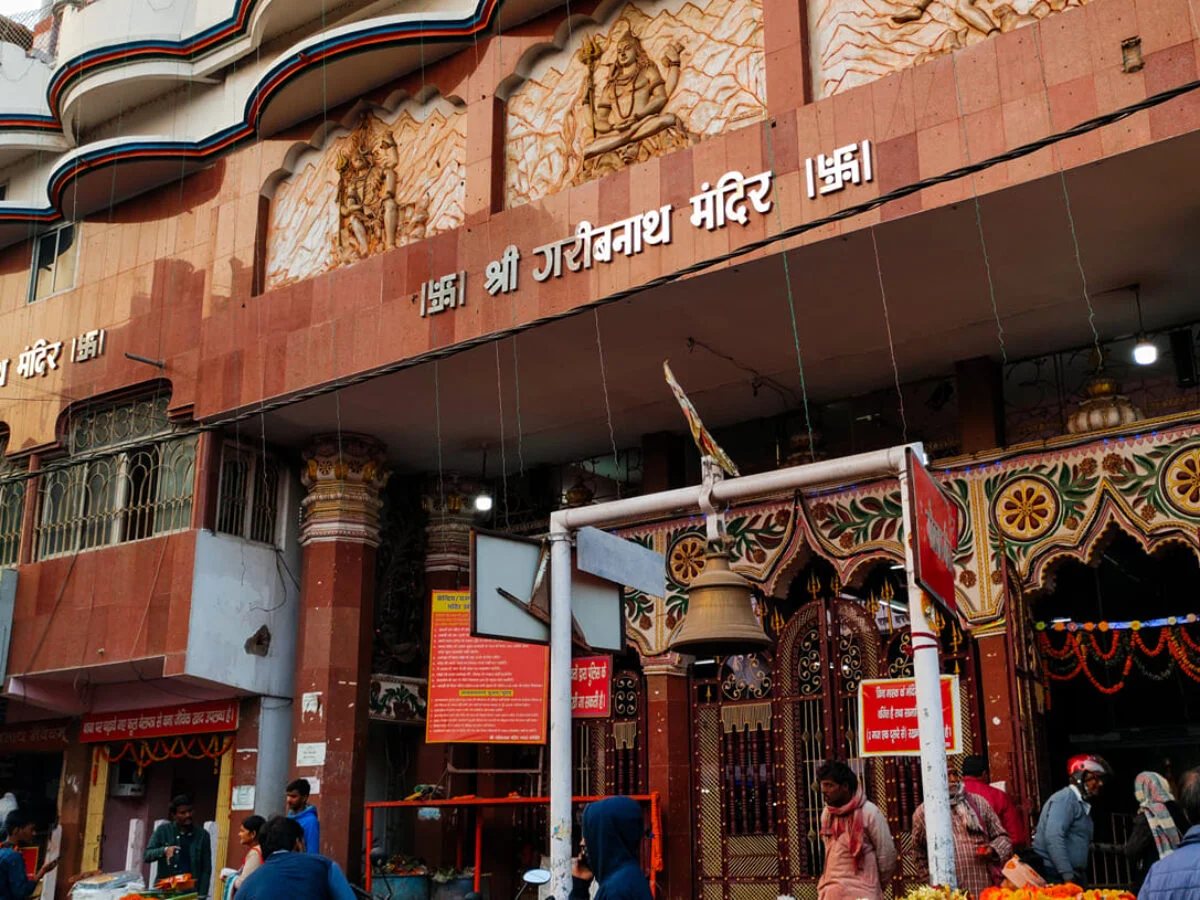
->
[[474, 812, 483, 893], [548, 527, 575, 900], [545, 442, 959, 892], [365, 806, 374, 895], [555, 445, 908, 532], [898, 461, 956, 887]]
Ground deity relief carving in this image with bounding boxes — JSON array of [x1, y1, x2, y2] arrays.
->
[[334, 119, 429, 266], [811, 0, 1084, 99], [505, 0, 766, 208], [266, 102, 465, 291], [574, 24, 696, 183]]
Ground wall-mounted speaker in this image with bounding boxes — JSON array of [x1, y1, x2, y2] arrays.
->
[[1170, 329, 1196, 388]]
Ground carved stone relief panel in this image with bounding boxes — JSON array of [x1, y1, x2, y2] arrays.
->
[[265, 99, 466, 290], [505, 0, 767, 209], [811, 0, 1084, 99]]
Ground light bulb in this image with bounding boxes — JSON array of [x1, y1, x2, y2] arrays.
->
[[473, 493, 493, 512], [1133, 339, 1158, 366]]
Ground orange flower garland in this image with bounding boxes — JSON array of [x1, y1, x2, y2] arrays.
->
[[980, 886, 1132, 900], [1038, 625, 1200, 692]]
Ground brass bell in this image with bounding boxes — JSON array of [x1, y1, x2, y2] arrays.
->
[[669, 551, 770, 655]]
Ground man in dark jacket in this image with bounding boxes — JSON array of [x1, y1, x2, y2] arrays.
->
[[235, 816, 354, 900], [1140, 768, 1200, 900], [144, 794, 211, 898], [570, 796, 652, 900]]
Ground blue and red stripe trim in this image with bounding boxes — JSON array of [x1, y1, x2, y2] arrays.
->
[[0, 0, 500, 228]]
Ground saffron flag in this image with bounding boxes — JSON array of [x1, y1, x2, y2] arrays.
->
[[663, 361, 740, 477]]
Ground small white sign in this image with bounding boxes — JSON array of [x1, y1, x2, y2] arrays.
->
[[307, 777, 321, 796], [231, 785, 255, 811], [301, 692, 322, 720], [296, 741, 327, 767]]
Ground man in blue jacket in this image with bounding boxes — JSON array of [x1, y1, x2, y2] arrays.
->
[[1140, 768, 1200, 900], [1032, 754, 1110, 887], [285, 779, 320, 854], [235, 816, 354, 900]]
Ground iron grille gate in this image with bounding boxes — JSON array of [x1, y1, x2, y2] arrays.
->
[[692, 583, 980, 900]]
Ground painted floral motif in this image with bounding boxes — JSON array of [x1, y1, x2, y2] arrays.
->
[[1160, 446, 1200, 516], [993, 476, 1060, 541], [669, 534, 708, 585], [809, 491, 903, 545]]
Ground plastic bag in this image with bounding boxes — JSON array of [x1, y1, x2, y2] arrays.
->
[[69, 870, 146, 900]]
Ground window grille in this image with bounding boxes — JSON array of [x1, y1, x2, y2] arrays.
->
[[215, 443, 280, 545], [35, 396, 196, 559], [28, 222, 79, 303], [0, 439, 24, 566]]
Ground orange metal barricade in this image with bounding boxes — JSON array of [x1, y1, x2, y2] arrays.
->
[[364, 793, 662, 897]]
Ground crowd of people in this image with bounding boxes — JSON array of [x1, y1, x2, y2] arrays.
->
[[802, 753, 1200, 900], [1, 752, 1198, 900]]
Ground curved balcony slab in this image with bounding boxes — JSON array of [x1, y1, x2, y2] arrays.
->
[[0, 0, 519, 245]]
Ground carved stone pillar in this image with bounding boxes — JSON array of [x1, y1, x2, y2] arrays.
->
[[642, 653, 694, 900], [421, 476, 485, 579], [291, 434, 388, 881]]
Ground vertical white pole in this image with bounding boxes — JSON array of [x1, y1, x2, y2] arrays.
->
[[899, 464, 957, 888], [548, 525, 574, 900]]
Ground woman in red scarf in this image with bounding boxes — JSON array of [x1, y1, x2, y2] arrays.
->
[[817, 761, 897, 900]]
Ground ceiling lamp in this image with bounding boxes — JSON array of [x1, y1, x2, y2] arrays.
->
[[1066, 371, 1144, 434], [1132, 285, 1157, 366], [473, 493, 494, 512]]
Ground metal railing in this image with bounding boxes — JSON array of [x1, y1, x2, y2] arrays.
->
[[35, 436, 196, 560], [0, 469, 23, 566], [215, 443, 280, 545], [1090, 813, 1136, 889]]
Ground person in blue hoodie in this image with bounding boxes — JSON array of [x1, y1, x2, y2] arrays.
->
[[1140, 768, 1200, 900], [570, 796, 652, 900], [286, 779, 320, 855], [234, 816, 354, 900]]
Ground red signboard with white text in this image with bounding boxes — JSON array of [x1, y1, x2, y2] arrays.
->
[[858, 675, 961, 757], [80, 700, 239, 743], [0, 721, 70, 753], [571, 656, 612, 718], [906, 447, 959, 617], [426, 590, 549, 744]]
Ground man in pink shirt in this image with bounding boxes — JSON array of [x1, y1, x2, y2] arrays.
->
[[962, 755, 1029, 848]]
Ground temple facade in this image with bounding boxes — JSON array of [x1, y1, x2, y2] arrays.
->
[[0, 0, 1199, 896]]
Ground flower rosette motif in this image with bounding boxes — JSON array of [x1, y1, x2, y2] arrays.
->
[[667, 533, 707, 586], [992, 475, 1061, 542], [1159, 445, 1200, 517]]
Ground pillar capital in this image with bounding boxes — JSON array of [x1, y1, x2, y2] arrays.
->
[[641, 652, 691, 678], [300, 433, 389, 547], [421, 474, 487, 574]]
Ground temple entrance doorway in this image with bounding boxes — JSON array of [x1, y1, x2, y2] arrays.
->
[[1032, 531, 1200, 888]]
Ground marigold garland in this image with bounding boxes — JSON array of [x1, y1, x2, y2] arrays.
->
[[978, 888, 1132, 900], [1038, 624, 1200, 692], [100, 735, 233, 773]]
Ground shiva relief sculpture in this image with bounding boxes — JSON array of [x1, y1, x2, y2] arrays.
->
[[811, 0, 1082, 98], [265, 99, 465, 290], [505, 0, 767, 208]]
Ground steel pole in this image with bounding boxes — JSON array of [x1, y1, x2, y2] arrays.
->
[[548, 526, 574, 899], [545, 442, 927, 895], [898, 462, 956, 887]]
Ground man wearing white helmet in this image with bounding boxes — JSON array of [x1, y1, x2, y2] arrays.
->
[[1031, 754, 1111, 887]]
